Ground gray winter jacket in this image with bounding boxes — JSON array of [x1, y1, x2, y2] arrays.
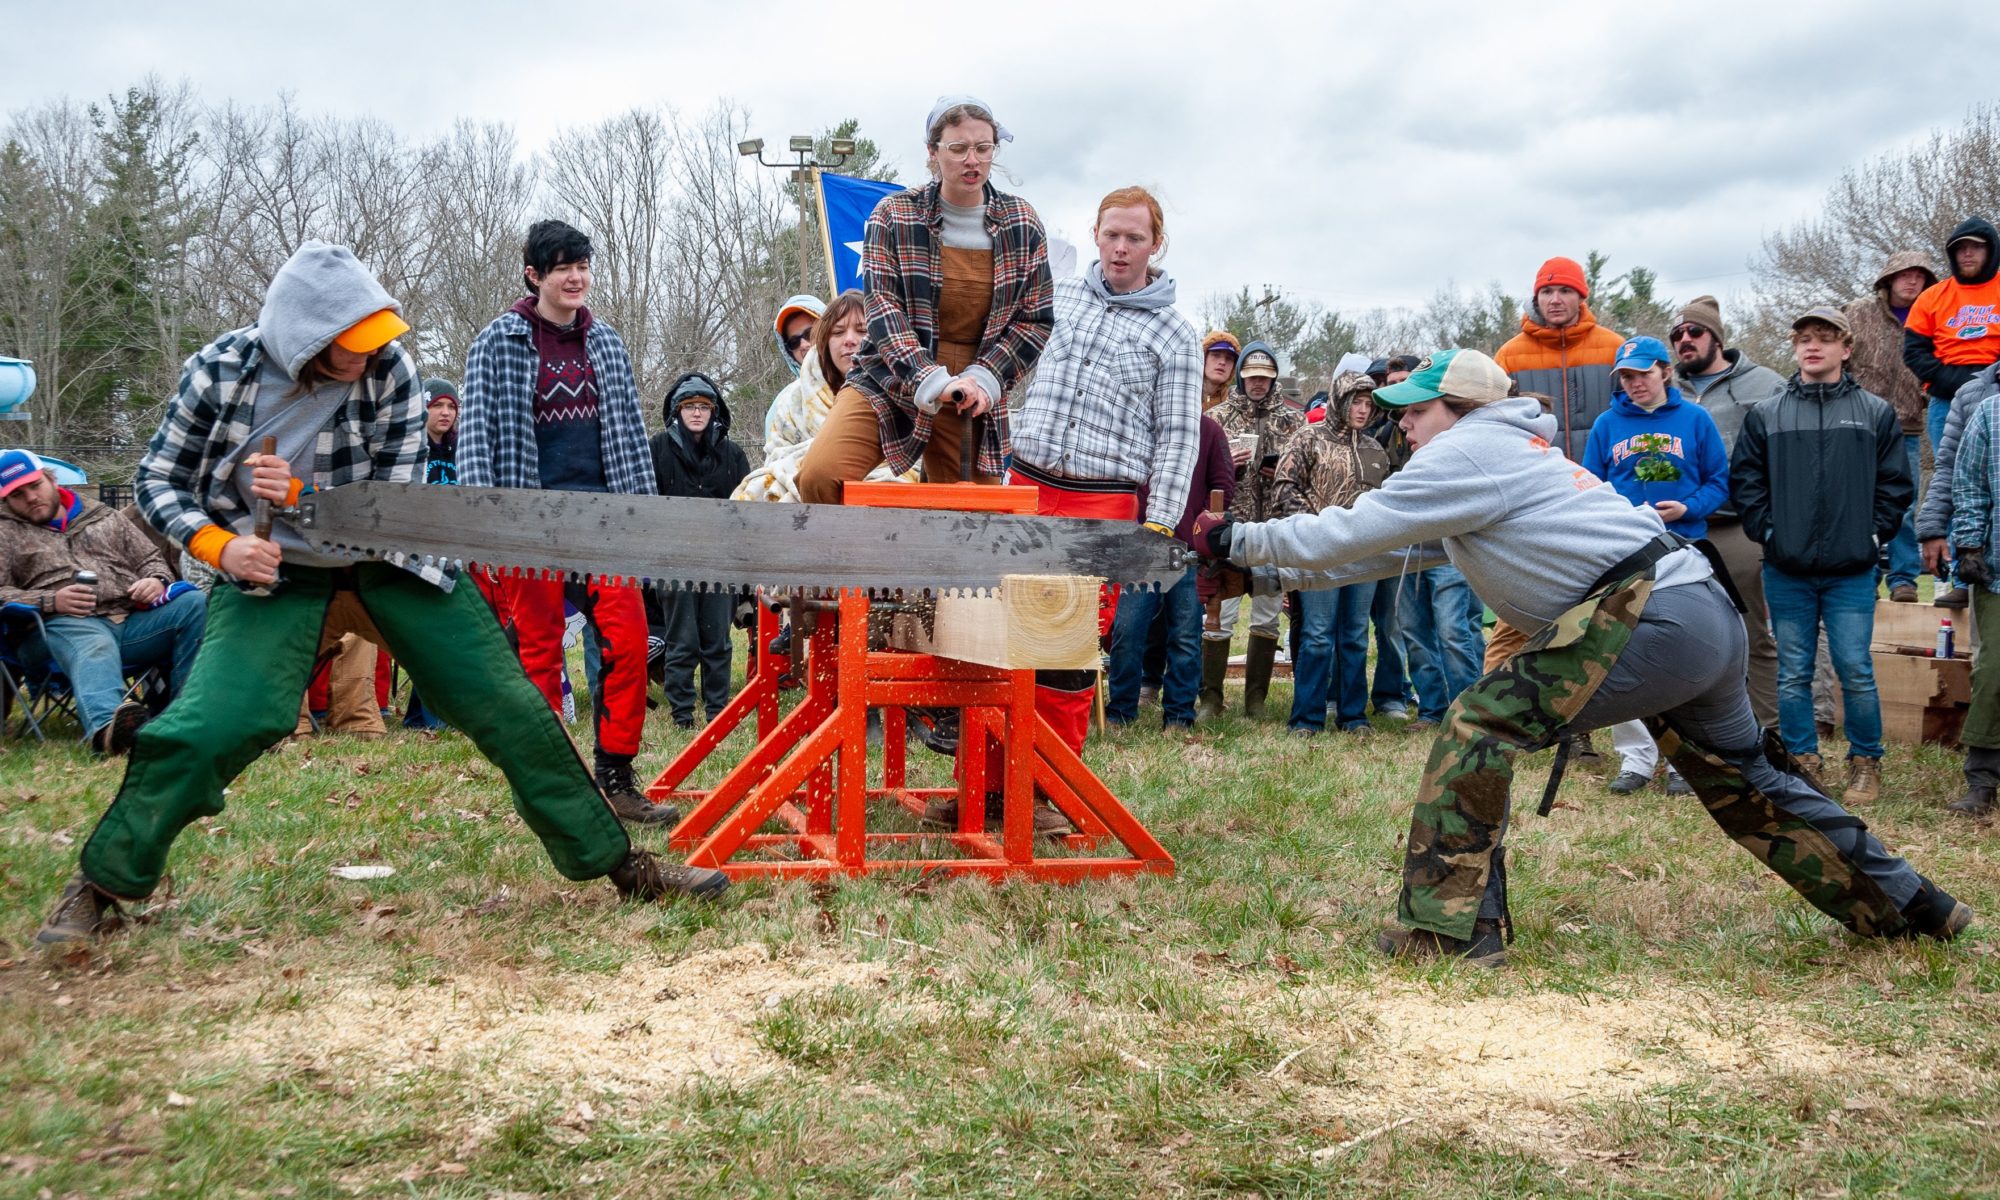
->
[[1915, 360, 2000, 541], [1675, 349, 1785, 522]]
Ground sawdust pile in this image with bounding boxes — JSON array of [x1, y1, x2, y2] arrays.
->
[[1273, 983, 1909, 1151], [222, 944, 887, 1106]]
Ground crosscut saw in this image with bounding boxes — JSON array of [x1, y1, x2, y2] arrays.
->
[[293, 482, 1190, 595]]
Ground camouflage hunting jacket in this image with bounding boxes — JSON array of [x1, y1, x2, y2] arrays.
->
[[1270, 423, 1390, 519], [1210, 391, 1305, 522]]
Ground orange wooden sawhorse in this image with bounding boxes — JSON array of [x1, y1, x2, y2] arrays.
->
[[644, 479, 1174, 882]]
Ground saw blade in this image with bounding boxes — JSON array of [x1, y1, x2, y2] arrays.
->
[[294, 482, 1189, 594]]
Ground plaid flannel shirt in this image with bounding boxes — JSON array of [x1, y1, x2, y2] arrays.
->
[[134, 326, 438, 590], [1011, 275, 1203, 529], [844, 182, 1054, 477], [1950, 392, 2000, 569], [459, 308, 658, 495]]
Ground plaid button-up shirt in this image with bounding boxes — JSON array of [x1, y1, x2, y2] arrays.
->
[[460, 308, 658, 496], [844, 182, 1054, 477], [134, 326, 441, 590], [1010, 272, 1203, 530]]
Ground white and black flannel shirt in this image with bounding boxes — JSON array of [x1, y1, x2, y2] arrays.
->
[[1010, 275, 1202, 529], [134, 326, 441, 590]]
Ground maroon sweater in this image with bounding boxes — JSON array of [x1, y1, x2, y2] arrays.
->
[[1136, 415, 1236, 546], [510, 296, 607, 492]]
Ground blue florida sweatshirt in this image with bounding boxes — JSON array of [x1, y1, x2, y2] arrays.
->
[[1580, 385, 1730, 538]]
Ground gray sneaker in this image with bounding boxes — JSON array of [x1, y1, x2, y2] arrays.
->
[[608, 850, 728, 902], [1664, 773, 1694, 796], [36, 872, 123, 944], [1607, 770, 1652, 794]]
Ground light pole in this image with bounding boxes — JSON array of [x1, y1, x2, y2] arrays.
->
[[738, 134, 857, 294]]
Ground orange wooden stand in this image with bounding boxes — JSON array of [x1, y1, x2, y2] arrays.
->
[[644, 480, 1174, 882]]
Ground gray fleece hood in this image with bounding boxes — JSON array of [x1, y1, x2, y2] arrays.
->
[[257, 240, 402, 379], [1084, 263, 1177, 310]]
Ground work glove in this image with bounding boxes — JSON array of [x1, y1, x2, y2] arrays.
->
[[1197, 561, 1249, 602], [1189, 511, 1234, 561], [1956, 547, 1993, 589]]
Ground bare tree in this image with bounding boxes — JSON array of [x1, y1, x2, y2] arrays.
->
[[1749, 103, 2000, 368], [408, 119, 537, 381]]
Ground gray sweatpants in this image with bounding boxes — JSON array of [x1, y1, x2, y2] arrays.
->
[[1478, 577, 1920, 920]]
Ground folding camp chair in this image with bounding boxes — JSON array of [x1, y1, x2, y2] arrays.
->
[[0, 596, 181, 744]]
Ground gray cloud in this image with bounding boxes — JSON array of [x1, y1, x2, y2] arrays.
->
[[6, 0, 1992, 325]]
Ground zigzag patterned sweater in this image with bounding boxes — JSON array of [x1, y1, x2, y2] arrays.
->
[[510, 295, 608, 493]]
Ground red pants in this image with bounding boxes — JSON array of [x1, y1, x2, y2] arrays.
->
[[504, 575, 649, 757], [988, 476, 1136, 779]]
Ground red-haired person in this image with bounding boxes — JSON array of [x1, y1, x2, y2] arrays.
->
[[796, 96, 1053, 499], [923, 184, 1202, 832]]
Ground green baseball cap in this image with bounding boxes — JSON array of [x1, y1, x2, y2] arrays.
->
[[1372, 348, 1512, 408]]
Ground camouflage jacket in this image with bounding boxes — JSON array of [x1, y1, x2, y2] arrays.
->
[[1843, 249, 1936, 436], [1270, 423, 1390, 518], [1210, 391, 1306, 521]]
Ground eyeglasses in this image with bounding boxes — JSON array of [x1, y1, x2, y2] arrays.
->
[[940, 141, 998, 160], [1669, 325, 1709, 343]]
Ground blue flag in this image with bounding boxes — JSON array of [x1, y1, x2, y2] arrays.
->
[[816, 172, 902, 291]]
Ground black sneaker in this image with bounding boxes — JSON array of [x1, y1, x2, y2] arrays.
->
[[91, 701, 149, 756], [1375, 919, 1508, 967], [1664, 773, 1694, 796], [595, 753, 676, 825], [1607, 770, 1651, 795], [608, 849, 729, 901], [36, 872, 123, 944]]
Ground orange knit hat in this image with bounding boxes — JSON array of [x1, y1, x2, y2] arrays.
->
[[1533, 256, 1589, 298]]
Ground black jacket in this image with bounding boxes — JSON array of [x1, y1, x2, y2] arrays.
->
[[1729, 373, 1913, 576], [1901, 215, 2000, 402], [649, 372, 749, 500]]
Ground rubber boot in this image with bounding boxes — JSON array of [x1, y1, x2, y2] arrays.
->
[[1197, 639, 1230, 721], [1243, 635, 1279, 720]]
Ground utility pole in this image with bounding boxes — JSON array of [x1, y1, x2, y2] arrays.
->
[[738, 134, 857, 294]]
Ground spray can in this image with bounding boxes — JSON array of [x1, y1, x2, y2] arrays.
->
[[1937, 617, 1956, 659]]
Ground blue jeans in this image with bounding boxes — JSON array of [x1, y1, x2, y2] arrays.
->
[[1764, 567, 1883, 759], [1403, 565, 1487, 721], [1292, 582, 1376, 731], [1928, 398, 1957, 590], [1368, 580, 1412, 711], [1108, 567, 1201, 726], [27, 589, 207, 738], [1883, 433, 1921, 590]]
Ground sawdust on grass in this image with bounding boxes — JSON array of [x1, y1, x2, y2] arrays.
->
[[220, 943, 887, 1112]]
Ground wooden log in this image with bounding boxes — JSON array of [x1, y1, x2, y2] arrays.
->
[[888, 574, 1103, 670]]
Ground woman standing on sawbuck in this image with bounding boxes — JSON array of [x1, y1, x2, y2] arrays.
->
[[794, 95, 1053, 499]]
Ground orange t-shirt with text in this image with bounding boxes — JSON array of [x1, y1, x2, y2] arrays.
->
[[1905, 275, 2000, 367]]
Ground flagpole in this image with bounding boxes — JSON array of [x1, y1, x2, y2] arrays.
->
[[812, 168, 838, 293]]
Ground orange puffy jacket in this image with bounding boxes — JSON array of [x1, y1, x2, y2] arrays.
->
[[1493, 303, 1627, 461]]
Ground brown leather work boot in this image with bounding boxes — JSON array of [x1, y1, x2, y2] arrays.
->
[[1375, 919, 1507, 968], [1845, 757, 1882, 805], [36, 872, 124, 944], [608, 850, 728, 902]]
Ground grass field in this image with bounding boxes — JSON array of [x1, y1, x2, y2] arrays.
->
[[3, 673, 1998, 1198]]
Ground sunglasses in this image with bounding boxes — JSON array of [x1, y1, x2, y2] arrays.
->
[[784, 332, 813, 352], [1669, 325, 1710, 343]]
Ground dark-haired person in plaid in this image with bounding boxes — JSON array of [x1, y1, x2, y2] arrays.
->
[[37, 241, 726, 945], [460, 219, 665, 824]]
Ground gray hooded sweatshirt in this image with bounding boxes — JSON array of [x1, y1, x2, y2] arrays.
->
[[229, 241, 404, 567], [1231, 397, 1710, 635]]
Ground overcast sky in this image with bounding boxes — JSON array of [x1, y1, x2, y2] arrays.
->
[[9, 1, 1994, 324]]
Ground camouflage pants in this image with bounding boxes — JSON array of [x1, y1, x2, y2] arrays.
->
[[1399, 574, 1917, 941]]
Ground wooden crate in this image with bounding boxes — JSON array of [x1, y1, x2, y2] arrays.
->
[[1873, 648, 1972, 747], [1871, 598, 1977, 656]]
